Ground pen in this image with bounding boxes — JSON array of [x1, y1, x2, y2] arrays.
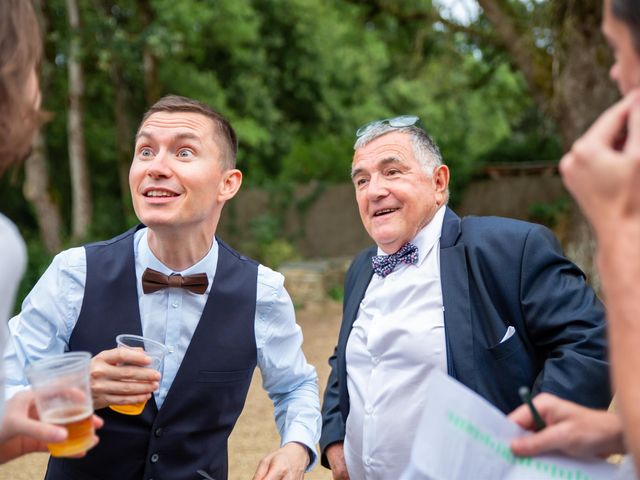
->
[[518, 386, 546, 431]]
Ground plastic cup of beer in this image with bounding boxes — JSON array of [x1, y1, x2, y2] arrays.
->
[[25, 351, 95, 457], [108, 334, 168, 415]]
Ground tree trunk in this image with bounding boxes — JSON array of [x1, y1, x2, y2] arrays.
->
[[22, 133, 63, 254], [24, 0, 64, 253], [140, 0, 161, 106], [476, 0, 618, 148], [66, 0, 92, 241], [474, 0, 615, 290], [111, 62, 134, 220]]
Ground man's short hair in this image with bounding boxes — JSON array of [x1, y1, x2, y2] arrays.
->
[[139, 95, 238, 169], [354, 123, 444, 175], [612, 0, 640, 55], [0, 0, 43, 175]]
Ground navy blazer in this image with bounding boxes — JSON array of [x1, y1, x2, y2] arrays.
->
[[320, 207, 611, 467]]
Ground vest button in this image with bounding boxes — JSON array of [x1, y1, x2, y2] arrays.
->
[[150, 453, 159, 463], [154, 427, 163, 437]]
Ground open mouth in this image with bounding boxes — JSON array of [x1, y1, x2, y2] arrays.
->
[[373, 208, 399, 217], [143, 189, 179, 198]]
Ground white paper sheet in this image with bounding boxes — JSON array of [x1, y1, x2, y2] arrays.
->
[[400, 370, 619, 480]]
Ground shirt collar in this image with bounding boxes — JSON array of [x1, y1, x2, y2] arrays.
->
[[135, 228, 219, 286], [375, 204, 446, 266]]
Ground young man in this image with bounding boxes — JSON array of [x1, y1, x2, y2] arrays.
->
[[5, 95, 320, 480]]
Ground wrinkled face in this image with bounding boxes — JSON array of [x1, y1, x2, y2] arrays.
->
[[351, 131, 449, 254], [603, 0, 640, 95], [129, 111, 239, 236]]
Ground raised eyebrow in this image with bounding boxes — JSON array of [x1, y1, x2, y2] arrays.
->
[[351, 157, 405, 179], [135, 130, 152, 142], [379, 157, 405, 168], [134, 131, 202, 144]]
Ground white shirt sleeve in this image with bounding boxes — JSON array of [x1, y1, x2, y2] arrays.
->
[[0, 215, 27, 422]]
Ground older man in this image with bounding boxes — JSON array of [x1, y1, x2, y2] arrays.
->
[[320, 116, 611, 479], [5, 95, 320, 480]]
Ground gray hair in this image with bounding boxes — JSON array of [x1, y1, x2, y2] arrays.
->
[[353, 123, 444, 175]]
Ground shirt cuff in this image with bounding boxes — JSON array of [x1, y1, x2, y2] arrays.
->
[[282, 428, 319, 471]]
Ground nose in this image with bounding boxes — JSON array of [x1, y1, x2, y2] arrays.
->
[[146, 150, 172, 178], [366, 173, 389, 199]]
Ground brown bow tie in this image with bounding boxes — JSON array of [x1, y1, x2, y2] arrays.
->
[[141, 268, 209, 295]]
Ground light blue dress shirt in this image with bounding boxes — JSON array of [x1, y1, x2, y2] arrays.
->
[[4, 228, 321, 466]]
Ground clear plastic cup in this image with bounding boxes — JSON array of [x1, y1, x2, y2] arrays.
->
[[25, 351, 95, 457], [108, 334, 168, 415]]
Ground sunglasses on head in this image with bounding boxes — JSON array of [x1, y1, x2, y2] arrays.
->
[[355, 115, 425, 138]]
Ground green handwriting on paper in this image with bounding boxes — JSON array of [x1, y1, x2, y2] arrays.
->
[[447, 411, 593, 480]]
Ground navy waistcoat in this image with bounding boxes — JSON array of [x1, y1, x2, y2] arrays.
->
[[45, 226, 258, 480]]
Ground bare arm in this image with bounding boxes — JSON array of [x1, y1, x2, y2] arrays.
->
[[560, 90, 640, 470]]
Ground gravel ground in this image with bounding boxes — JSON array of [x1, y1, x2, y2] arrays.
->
[[0, 301, 341, 480]]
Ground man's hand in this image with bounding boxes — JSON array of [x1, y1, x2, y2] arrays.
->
[[508, 393, 625, 458], [0, 390, 103, 463], [252, 442, 309, 480], [326, 442, 349, 480], [560, 90, 640, 238], [90, 347, 160, 410]]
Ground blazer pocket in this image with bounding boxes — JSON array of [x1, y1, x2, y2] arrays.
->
[[487, 330, 522, 361], [197, 368, 252, 384]]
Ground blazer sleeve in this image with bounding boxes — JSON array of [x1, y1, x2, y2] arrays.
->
[[520, 224, 610, 408], [319, 344, 345, 468], [319, 250, 371, 468]]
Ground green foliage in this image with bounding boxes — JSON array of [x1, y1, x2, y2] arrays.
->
[[240, 214, 301, 269], [15, 238, 55, 315], [528, 197, 570, 229], [1, 0, 568, 303], [328, 283, 345, 302]]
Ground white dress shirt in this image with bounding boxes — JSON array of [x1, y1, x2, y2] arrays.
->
[[4, 228, 321, 466], [0, 214, 27, 424], [344, 205, 448, 480]]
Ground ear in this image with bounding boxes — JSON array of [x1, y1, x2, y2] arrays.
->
[[217, 169, 243, 202], [433, 165, 450, 205]]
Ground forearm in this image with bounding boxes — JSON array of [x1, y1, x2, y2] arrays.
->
[[597, 227, 640, 471], [271, 378, 321, 455]]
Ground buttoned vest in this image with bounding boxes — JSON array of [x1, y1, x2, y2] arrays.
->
[[45, 226, 258, 480]]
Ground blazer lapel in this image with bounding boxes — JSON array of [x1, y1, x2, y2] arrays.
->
[[342, 258, 374, 340], [439, 208, 476, 391]]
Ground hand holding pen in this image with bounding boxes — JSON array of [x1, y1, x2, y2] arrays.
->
[[518, 386, 546, 431], [507, 392, 624, 458]]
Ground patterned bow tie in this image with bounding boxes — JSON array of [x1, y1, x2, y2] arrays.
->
[[371, 242, 419, 278], [141, 267, 209, 294]]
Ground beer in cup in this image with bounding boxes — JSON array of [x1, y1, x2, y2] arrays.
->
[[109, 334, 168, 415], [25, 351, 95, 457]]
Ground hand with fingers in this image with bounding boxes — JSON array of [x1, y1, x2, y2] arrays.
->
[[251, 442, 310, 480], [90, 347, 161, 410], [560, 89, 640, 237], [508, 392, 625, 459], [0, 390, 103, 463], [326, 442, 350, 480]]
